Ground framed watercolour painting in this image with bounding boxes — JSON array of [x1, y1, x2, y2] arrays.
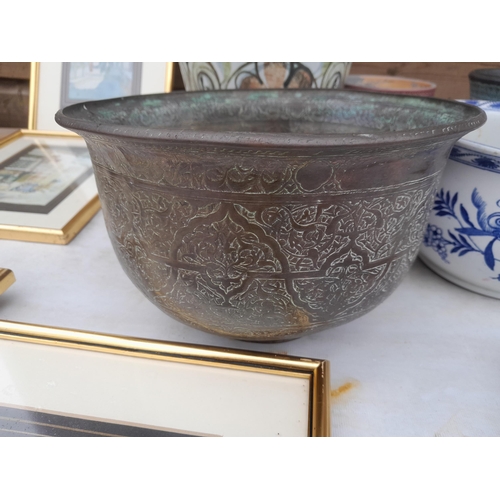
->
[[0, 130, 99, 244], [28, 62, 175, 132], [0, 268, 15, 295], [0, 320, 330, 437]]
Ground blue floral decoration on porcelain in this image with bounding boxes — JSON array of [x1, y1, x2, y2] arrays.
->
[[423, 188, 500, 279], [449, 146, 500, 173]]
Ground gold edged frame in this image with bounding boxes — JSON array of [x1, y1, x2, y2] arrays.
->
[[28, 62, 175, 132], [0, 129, 100, 245], [0, 319, 330, 437], [0, 268, 15, 295]]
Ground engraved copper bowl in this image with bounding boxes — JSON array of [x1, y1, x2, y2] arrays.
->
[[55, 90, 485, 342]]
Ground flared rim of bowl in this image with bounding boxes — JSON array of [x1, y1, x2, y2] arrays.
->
[[55, 89, 487, 149]]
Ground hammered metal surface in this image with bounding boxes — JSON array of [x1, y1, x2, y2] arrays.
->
[[56, 90, 485, 342]]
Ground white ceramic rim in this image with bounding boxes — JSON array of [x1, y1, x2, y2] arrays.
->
[[456, 100, 500, 156]]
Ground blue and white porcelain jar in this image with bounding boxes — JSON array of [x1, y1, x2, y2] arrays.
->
[[420, 100, 500, 299]]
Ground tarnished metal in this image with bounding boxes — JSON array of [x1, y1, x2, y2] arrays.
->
[[56, 90, 485, 342]]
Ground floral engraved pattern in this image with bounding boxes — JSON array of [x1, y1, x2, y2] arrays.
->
[[94, 157, 436, 339], [86, 129, 445, 341], [235, 204, 350, 273], [294, 250, 387, 314], [88, 139, 366, 196], [176, 211, 282, 294], [204, 163, 293, 194], [423, 188, 500, 273]]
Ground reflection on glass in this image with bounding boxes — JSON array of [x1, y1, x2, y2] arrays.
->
[[60, 62, 142, 107]]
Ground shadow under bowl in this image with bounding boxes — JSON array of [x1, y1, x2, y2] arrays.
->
[[56, 90, 485, 342]]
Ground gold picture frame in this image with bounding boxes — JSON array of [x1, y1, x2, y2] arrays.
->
[[28, 62, 175, 132], [0, 319, 330, 437], [0, 129, 100, 244], [0, 268, 15, 295]]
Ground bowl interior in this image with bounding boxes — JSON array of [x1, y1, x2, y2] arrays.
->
[[57, 90, 484, 145]]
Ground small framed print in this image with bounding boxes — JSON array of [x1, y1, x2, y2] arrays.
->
[[28, 62, 175, 132], [0, 320, 330, 437], [0, 268, 15, 295], [0, 130, 99, 244]]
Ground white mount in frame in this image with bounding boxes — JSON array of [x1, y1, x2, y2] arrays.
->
[[0, 320, 330, 437]]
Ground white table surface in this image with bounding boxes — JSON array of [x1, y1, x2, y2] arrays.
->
[[1, 210, 499, 436]]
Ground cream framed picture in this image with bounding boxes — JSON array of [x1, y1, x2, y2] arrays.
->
[[28, 62, 174, 132], [0, 268, 15, 295], [0, 129, 100, 244], [0, 320, 330, 437]]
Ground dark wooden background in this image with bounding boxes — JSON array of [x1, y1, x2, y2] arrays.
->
[[0, 62, 30, 127]]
